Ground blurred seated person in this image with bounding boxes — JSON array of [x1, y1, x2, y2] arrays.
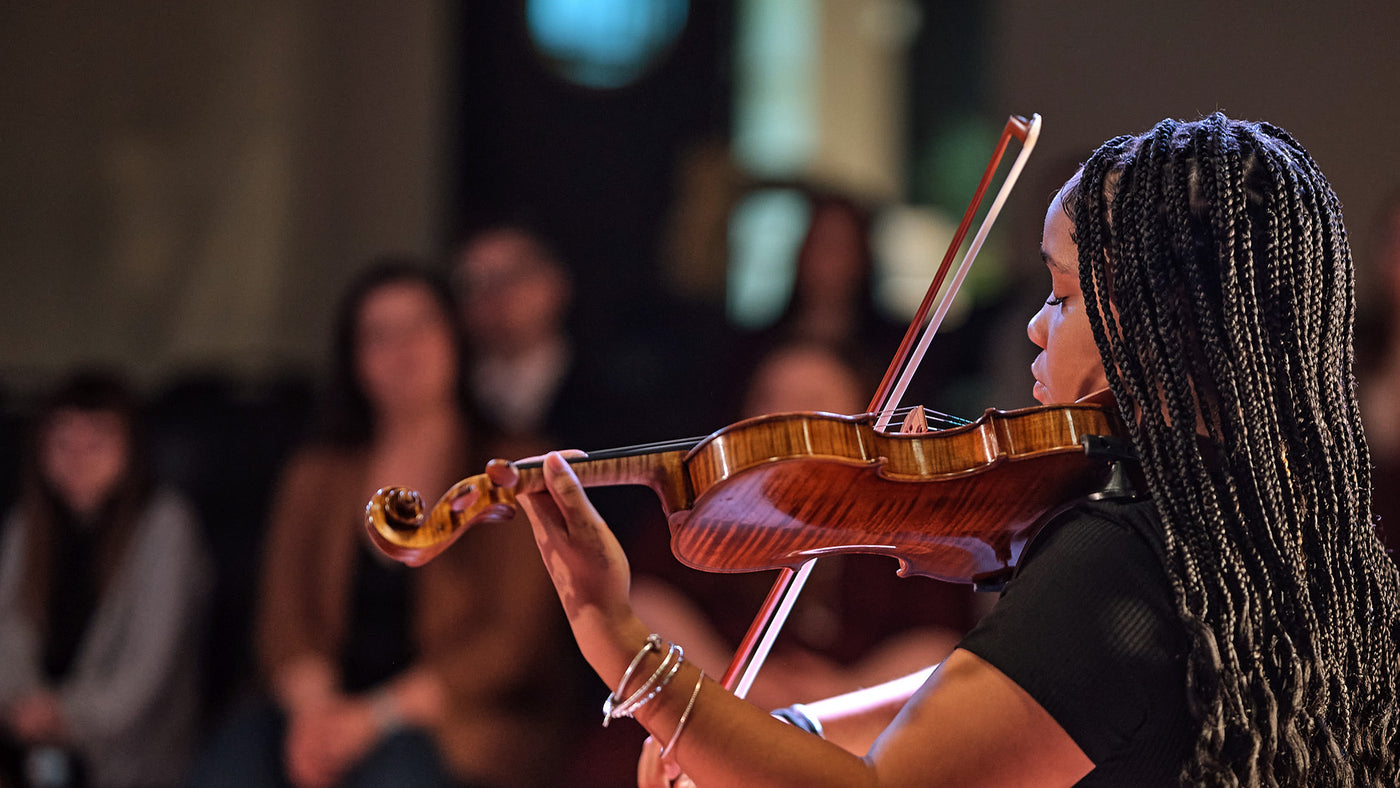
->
[[454, 225, 640, 450], [453, 224, 724, 451], [629, 341, 975, 710], [761, 193, 902, 355], [452, 227, 573, 442], [0, 371, 209, 788], [186, 260, 562, 788], [744, 190, 968, 417]]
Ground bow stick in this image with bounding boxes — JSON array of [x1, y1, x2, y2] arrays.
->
[[721, 114, 1042, 699]]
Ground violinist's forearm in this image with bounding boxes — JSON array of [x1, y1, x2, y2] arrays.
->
[[598, 621, 878, 787], [802, 665, 937, 755], [523, 452, 877, 784]]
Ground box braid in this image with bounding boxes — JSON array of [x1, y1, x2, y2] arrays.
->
[[1064, 114, 1400, 786]]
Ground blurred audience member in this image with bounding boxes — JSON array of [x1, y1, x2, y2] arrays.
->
[[453, 226, 650, 452], [757, 192, 906, 363], [630, 341, 975, 710], [453, 228, 574, 442], [187, 260, 562, 788], [782, 193, 885, 345], [739, 341, 867, 418], [744, 189, 982, 418], [0, 371, 210, 788]]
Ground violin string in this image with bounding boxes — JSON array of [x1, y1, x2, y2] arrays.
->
[[589, 408, 971, 456], [582, 436, 709, 459], [878, 405, 972, 427], [511, 436, 708, 469], [518, 407, 974, 468]]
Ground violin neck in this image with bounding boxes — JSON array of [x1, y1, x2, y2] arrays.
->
[[514, 447, 693, 515]]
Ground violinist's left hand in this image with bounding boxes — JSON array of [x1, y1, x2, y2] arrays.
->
[[514, 451, 651, 678]]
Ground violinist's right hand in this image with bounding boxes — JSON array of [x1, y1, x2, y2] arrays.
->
[[515, 451, 653, 682]]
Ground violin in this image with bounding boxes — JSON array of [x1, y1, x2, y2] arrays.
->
[[365, 394, 1127, 587], [364, 113, 1131, 694]]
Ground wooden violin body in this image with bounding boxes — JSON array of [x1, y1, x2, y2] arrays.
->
[[366, 398, 1126, 587], [677, 401, 1123, 584]]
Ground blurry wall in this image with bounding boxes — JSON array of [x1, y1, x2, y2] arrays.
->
[[990, 0, 1400, 304], [810, 0, 911, 200], [0, 1, 449, 392]]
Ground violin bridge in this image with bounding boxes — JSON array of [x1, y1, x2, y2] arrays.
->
[[899, 405, 929, 434]]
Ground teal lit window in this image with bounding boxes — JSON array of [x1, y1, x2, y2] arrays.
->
[[727, 188, 810, 330]]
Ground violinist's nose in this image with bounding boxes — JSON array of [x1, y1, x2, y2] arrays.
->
[[1027, 303, 1049, 350]]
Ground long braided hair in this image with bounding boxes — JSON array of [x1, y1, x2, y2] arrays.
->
[[1064, 114, 1400, 785]]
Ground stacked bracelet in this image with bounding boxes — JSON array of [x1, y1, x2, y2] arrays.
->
[[603, 635, 684, 726], [602, 634, 662, 725], [614, 643, 683, 721]]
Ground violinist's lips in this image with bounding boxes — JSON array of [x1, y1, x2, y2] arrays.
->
[[1030, 356, 1048, 403]]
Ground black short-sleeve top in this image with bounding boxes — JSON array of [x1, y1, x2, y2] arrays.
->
[[958, 498, 1194, 786]]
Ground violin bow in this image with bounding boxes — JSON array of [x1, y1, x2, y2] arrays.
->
[[721, 114, 1043, 699]]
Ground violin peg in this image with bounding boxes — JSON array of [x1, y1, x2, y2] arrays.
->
[[379, 486, 426, 531], [484, 457, 519, 488]]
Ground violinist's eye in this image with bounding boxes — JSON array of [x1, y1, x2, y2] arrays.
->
[[1045, 294, 1067, 307]]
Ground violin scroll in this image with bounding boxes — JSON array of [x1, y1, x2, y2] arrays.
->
[[365, 463, 523, 566], [368, 450, 694, 566], [378, 485, 427, 529]]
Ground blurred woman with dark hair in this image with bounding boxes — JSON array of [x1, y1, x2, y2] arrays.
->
[[749, 191, 906, 369], [188, 259, 562, 788], [0, 371, 209, 788]]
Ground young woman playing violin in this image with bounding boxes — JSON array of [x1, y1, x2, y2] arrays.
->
[[516, 114, 1400, 786]]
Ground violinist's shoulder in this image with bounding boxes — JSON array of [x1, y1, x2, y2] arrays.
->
[[1005, 497, 1168, 600], [1070, 495, 1166, 560], [960, 494, 1191, 780]]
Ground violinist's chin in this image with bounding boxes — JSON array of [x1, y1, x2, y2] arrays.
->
[[1032, 379, 1050, 405]]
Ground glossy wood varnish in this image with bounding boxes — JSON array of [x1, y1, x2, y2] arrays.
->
[[366, 400, 1123, 585]]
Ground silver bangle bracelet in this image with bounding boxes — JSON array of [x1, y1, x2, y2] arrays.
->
[[612, 645, 683, 720], [659, 669, 705, 759], [602, 634, 663, 725]]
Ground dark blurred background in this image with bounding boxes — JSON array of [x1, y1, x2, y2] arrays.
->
[[2, 1, 1399, 783], [5, 1, 1397, 398]]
